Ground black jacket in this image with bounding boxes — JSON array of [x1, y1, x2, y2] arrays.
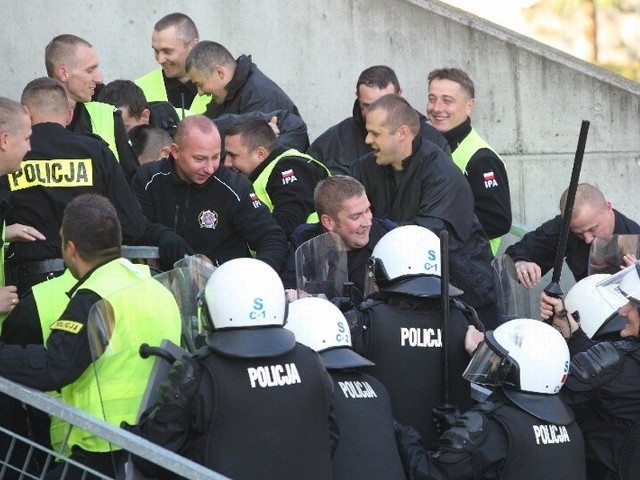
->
[[131, 158, 288, 272], [444, 118, 512, 239], [205, 55, 301, 120], [351, 136, 495, 311], [505, 209, 640, 281], [6, 122, 148, 266], [308, 100, 451, 175], [68, 102, 139, 180]]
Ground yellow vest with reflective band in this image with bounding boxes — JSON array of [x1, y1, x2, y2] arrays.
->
[[135, 68, 211, 116], [60, 259, 181, 453], [451, 128, 505, 256], [32, 269, 81, 456], [253, 149, 330, 224], [83, 102, 119, 162]]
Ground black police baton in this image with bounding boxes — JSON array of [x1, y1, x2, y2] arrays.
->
[[542, 120, 590, 322], [432, 230, 458, 435]]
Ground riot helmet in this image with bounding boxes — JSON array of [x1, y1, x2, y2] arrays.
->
[[285, 297, 373, 369], [204, 258, 294, 358], [564, 273, 628, 339], [369, 225, 462, 297], [463, 318, 573, 424]]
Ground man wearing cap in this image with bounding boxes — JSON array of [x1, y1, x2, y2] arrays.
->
[[354, 225, 479, 448], [128, 258, 337, 479], [542, 263, 640, 479]]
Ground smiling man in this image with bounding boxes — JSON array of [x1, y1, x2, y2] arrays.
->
[[280, 175, 395, 303], [427, 68, 511, 255], [351, 93, 498, 328], [135, 13, 211, 115], [131, 114, 288, 271], [45, 34, 139, 179]]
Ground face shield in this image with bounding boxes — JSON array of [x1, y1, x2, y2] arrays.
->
[[462, 331, 519, 389], [596, 261, 640, 307]]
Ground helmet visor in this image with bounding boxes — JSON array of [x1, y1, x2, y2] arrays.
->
[[597, 262, 640, 305], [463, 333, 515, 387]]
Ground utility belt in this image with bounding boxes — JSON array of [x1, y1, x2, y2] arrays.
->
[[9, 258, 66, 279]]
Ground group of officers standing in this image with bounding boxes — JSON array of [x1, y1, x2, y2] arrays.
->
[[0, 9, 638, 480]]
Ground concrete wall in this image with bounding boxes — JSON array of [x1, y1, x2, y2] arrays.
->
[[2, 0, 639, 232]]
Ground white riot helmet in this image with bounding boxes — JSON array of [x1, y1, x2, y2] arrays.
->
[[204, 258, 294, 358], [565, 274, 628, 339], [618, 262, 640, 304], [463, 319, 573, 423], [369, 225, 462, 297], [285, 297, 373, 369]]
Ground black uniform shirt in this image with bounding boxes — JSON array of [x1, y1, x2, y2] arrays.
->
[[131, 158, 288, 272], [163, 74, 198, 113]]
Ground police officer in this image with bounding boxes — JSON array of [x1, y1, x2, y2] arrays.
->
[[7, 78, 192, 294], [0, 194, 182, 479], [224, 116, 329, 239], [0, 98, 31, 313], [129, 257, 336, 479], [427, 67, 512, 255], [354, 225, 477, 447], [285, 297, 406, 479], [135, 12, 211, 115], [131, 114, 289, 271], [542, 263, 640, 479], [45, 34, 139, 179], [394, 319, 587, 479]]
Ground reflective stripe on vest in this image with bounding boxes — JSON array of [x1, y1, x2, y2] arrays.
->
[[135, 68, 211, 116], [60, 259, 181, 453], [253, 149, 330, 224], [84, 102, 119, 161], [451, 128, 504, 255], [32, 269, 81, 455]]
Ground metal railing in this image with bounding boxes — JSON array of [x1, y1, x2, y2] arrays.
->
[[0, 375, 229, 479]]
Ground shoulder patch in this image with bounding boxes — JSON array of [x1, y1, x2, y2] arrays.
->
[[280, 168, 298, 185], [50, 320, 84, 334], [249, 192, 262, 208]]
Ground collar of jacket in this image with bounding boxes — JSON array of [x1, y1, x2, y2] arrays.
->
[[397, 135, 424, 171], [223, 54, 253, 103], [442, 116, 472, 153], [248, 145, 287, 182], [351, 99, 366, 135]]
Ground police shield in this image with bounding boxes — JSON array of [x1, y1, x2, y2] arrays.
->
[[295, 232, 349, 301], [588, 234, 640, 276], [492, 254, 528, 324]]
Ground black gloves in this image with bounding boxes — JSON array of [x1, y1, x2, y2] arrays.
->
[[432, 405, 461, 437], [157, 230, 195, 271]]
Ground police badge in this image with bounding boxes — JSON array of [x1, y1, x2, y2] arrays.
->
[[198, 209, 218, 229]]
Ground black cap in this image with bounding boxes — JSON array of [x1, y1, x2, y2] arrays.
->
[[503, 388, 575, 425], [319, 347, 374, 370], [206, 326, 296, 359], [378, 275, 463, 298]]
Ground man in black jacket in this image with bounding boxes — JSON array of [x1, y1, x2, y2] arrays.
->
[[308, 65, 449, 175], [351, 93, 497, 328], [281, 175, 395, 304], [506, 183, 640, 288], [185, 41, 301, 123], [7, 78, 191, 293], [131, 114, 288, 272]]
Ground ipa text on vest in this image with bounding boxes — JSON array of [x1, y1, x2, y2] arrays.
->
[[248, 363, 302, 388], [9, 159, 94, 191], [400, 327, 442, 347], [533, 425, 571, 445], [338, 380, 378, 399]]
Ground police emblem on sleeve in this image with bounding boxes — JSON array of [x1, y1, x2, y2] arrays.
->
[[198, 210, 218, 229], [249, 193, 262, 209], [483, 171, 498, 189], [281, 168, 297, 185]]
